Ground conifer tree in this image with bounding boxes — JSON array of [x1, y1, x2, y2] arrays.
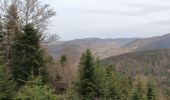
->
[[93, 58, 107, 99], [103, 65, 117, 99], [60, 54, 67, 66], [60, 54, 67, 79], [147, 82, 157, 100], [133, 81, 147, 100], [10, 24, 48, 86], [0, 65, 16, 99], [16, 76, 58, 100], [103, 65, 132, 100], [75, 49, 96, 100]]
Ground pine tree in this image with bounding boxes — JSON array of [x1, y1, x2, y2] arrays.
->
[[75, 49, 96, 100], [133, 81, 147, 100], [10, 24, 48, 86], [93, 58, 107, 99], [103, 65, 132, 100], [0, 65, 16, 99], [147, 82, 157, 100], [60, 54, 67, 79], [16, 76, 58, 100], [60, 54, 67, 66], [102, 65, 117, 100]]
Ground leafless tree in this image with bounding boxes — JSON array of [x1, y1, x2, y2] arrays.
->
[[0, 1, 20, 64], [0, 0, 56, 33], [42, 34, 59, 45]]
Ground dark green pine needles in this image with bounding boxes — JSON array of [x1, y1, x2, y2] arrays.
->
[[76, 49, 96, 100], [10, 24, 47, 86]]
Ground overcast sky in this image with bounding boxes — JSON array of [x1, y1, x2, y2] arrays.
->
[[43, 0, 170, 40]]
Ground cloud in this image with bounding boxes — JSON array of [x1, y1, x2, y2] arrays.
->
[[80, 2, 170, 17], [43, 0, 170, 40]]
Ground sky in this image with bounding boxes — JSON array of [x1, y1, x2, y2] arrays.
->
[[43, 0, 170, 40]]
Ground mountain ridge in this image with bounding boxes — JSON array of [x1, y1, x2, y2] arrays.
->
[[47, 33, 170, 60]]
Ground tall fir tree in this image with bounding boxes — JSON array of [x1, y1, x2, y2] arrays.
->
[[93, 58, 107, 99], [10, 24, 48, 86], [75, 49, 96, 100], [133, 81, 147, 100], [147, 82, 158, 100], [101, 65, 132, 100]]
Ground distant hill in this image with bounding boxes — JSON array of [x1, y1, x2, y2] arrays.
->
[[123, 33, 170, 51], [47, 38, 137, 59], [101, 49, 170, 88], [47, 33, 170, 60], [69, 38, 137, 46]]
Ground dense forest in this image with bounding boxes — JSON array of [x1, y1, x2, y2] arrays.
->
[[0, 0, 169, 100], [101, 49, 170, 86], [101, 49, 170, 99]]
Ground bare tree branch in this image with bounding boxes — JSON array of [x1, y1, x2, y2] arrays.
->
[[0, 0, 56, 33]]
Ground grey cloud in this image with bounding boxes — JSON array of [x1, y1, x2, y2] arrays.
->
[[43, 0, 170, 40], [81, 4, 170, 17]]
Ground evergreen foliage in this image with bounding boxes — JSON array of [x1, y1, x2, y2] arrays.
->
[[72, 49, 134, 100], [133, 81, 147, 100], [10, 24, 48, 86], [16, 76, 58, 100], [60, 54, 67, 79], [147, 82, 158, 100], [60, 54, 67, 66], [93, 62, 107, 99], [0, 65, 16, 99], [101, 66, 132, 100], [75, 49, 96, 100], [101, 49, 170, 90]]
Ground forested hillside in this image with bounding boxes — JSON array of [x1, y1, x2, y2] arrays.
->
[[101, 49, 170, 95], [122, 33, 170, 51]]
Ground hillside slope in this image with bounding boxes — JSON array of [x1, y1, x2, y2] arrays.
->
[[47, 38, 136, 59], [101, 49, 170, 88], [123, 33, 170, 51], [48, 33, 170, 60]]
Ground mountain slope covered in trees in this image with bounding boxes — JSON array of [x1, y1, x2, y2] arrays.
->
[[122, 33, 170, 51], [101, 49, 170, 91]]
